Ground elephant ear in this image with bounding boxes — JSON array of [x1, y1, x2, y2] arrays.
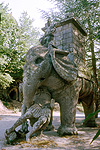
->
[[50, 49, 78, 82]]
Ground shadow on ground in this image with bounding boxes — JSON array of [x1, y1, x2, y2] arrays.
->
[[0, 110, 100, 150]]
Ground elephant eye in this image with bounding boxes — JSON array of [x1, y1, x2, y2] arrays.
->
[[35, 57, 44, 64]]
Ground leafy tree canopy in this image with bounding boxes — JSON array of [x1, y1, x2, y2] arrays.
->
[[0, 2, 40, 89]]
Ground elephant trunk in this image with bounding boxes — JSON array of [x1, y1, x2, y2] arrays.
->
[[23, 53, 52, 109]]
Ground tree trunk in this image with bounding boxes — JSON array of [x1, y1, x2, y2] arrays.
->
[[90, 39, 99, 117], [87, 15, 99, 117]]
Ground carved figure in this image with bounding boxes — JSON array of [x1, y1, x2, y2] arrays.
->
[[5, 87, 54, 143], [39, 17, 56, 48], [20, 17, 96, 137], [22, 44, 96, 136]]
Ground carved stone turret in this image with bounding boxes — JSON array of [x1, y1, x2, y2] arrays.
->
[[54, 14, 87, 64], [54, 15, 91, 80]]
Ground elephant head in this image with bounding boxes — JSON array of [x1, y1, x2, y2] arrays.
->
[[23, 45, 78, 108], [23, 46, 52, 108]]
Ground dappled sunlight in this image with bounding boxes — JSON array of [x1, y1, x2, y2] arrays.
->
[[0, 108, 100, 149]]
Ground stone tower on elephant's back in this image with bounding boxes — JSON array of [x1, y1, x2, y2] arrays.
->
[[41, 15, 90, 79], [54, 14, 87, 68]]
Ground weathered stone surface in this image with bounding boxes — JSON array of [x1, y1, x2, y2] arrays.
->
[[5, 87, 54, 142], [19, 16, 96, 137], [6, 16, 96, 142], [21, 46, 96, 137], [5, 131, 17, 144], [54, 16, 91, 80]]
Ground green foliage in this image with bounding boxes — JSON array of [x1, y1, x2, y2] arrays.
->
[[82, 109, 100, 143], [0, 2, 40, 89], [19, 11, 40, 48], [3, 101, 9, 107], [14, 107, 19, 113], [0, 72, 14, 89], [90, 129, 100, 144], [0, 3, 25, 88], [82, 109, 100, 123]]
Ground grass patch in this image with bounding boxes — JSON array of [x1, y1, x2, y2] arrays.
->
[[20, 137, 58, 148]]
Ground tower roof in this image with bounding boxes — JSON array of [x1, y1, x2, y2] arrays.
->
[[55, 15, 87, 36]]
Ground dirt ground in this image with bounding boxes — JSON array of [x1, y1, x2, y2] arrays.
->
[[0, 100, 100, 150]]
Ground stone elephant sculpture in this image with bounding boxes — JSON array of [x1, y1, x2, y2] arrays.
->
[[22, 45, 96, 136]]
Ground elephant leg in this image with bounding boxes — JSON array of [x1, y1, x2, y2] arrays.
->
[[57, 80, 81, 136], [81, 94, 97, 127]]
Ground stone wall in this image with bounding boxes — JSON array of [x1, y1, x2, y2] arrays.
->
[[54, 16, 87, 67]]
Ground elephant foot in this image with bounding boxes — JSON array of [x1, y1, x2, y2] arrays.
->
[[57, 125, 78, 136], [83, 120, 97, 127]]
